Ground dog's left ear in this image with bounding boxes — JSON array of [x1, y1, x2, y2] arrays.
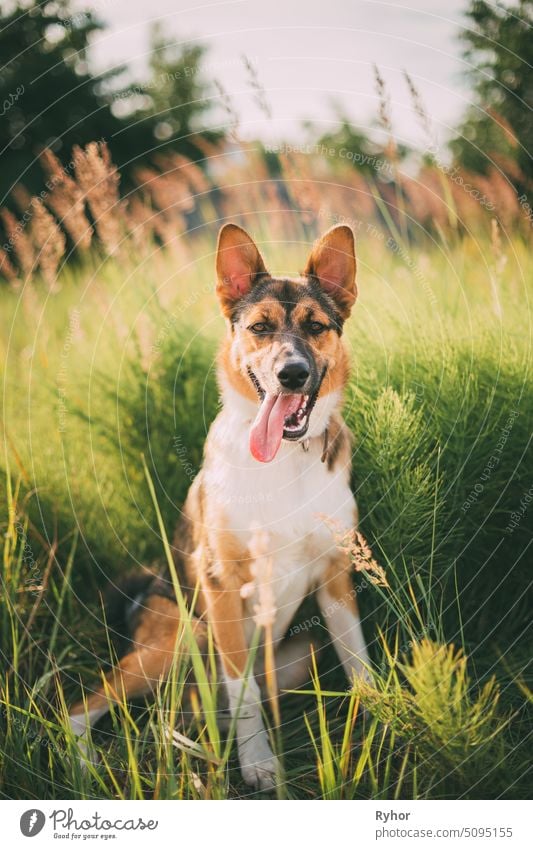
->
[[304, 225, 357, 319], [216, 223, 268, 317]]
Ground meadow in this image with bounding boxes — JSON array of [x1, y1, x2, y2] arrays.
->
[[0, 145, 532, 799]]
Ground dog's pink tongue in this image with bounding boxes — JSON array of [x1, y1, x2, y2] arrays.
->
[[250, 394, 302, 462]]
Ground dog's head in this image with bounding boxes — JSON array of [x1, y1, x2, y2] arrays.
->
[[216, 223, 357, 462]]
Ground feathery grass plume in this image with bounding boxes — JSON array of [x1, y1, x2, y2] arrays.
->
[[242, 524, 279, 725], [320, 516, 389, 587], [11, 183, 33, 213], [39, 149, 92, 251], [152, 211, 184, 249], [73, 142, 122, 255], [491, 217, 507, 273], [482, 168, 521, 227], [403, 71, 433, 142], [242, 54, 272, 120], [134, 166, 193, 223], [373, 64, 395, 156], [0, 207, 35, 276], [214, 79, 240, 142], [489, 217, 506, 318], [189, 133, 225, 162], [325, 169, 376, 220], [446, 167, 487, 224], [373, 63, 411, 243], [124, 195, 156, 250], [0, 247, 18, 284], [30, 199, 66, 288], [276, 151, 315, 231], [401, 169, 450, 230], [157, 152, 210, 196], [280, 152, 322, 226], [242, 525, 276, 628], [490, 151, 528, 187]]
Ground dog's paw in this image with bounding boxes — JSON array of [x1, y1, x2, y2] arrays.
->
[[238, 735, 279, 791], [68, 715, 99, 772]]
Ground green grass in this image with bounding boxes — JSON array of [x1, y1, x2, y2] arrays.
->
[[0, 227, 531, 799]]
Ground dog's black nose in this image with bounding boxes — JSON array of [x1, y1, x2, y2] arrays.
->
[[277, 361, 310, 390]]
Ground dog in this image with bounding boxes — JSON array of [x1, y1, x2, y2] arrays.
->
[[69, 223, 370, 790]]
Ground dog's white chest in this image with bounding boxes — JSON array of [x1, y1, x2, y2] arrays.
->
[[203, 407, 357, 641]]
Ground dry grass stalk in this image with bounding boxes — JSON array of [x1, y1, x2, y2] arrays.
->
[[11, 183, 33, 213], [242, 54, 272, 120], [4, 128, 528, 291], [156, 152, 210, 195], [489, 217, 506, 318], [73, 142, 122, 255], [124, 195, 156, 249], [0, 207, 35, 276], [279, 152, 322, 225], [373, 64, 397, 159], [151, 210, 183, 249], [214, 79, 240, 142], [320, 515, 389, 588], [403, 71, 433, 142], [242, 525, 280, 725], [490, 152, 527, 186], [402, 169, 450, 229], [0, 246, 18, 284], [40, 148, 92, 251], [189, 133, 224, 163], [134, 166, 193, 218], [30, 199, 66, 288], [479, 168, 520, 227]]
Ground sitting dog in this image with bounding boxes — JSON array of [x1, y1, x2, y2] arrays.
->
[[69, 223, 370, 790]]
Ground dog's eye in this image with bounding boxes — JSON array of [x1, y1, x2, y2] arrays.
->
[[249, 322, 272, 334], [308, 321, 327, 335]]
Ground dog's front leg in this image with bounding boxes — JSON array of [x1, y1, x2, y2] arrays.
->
[[317, 558, 371, 685], [202, 572, 278, 791]]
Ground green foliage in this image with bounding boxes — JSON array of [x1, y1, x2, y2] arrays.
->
[[0, 230, 531, 799], [451, 0, 533, 186], [141, 23, 220, 154], [0, 0, 130, 198], [0, 1, 220, 201], [347, 639, 510, 798]]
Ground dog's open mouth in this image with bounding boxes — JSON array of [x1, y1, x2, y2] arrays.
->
[[247, 370, 323, 463]]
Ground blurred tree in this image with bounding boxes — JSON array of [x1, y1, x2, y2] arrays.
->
[[451, 0, 533, 186], [139, 22, 219, 156], [0, 1, 221, 201], [309, 114, 409, 180]]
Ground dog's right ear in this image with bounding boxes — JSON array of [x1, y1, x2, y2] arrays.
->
[[216, 224, 268, 317]]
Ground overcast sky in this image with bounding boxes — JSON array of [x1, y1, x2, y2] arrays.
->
[[80, 0, 478, 148]]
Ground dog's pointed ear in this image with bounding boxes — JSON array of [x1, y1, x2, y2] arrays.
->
[[304, 225, 357, 319], [216, 224, 268, 317]]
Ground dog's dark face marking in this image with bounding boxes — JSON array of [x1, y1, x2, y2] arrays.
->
[[234, 276, 343, 398], [216, 224, 357, 459]]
